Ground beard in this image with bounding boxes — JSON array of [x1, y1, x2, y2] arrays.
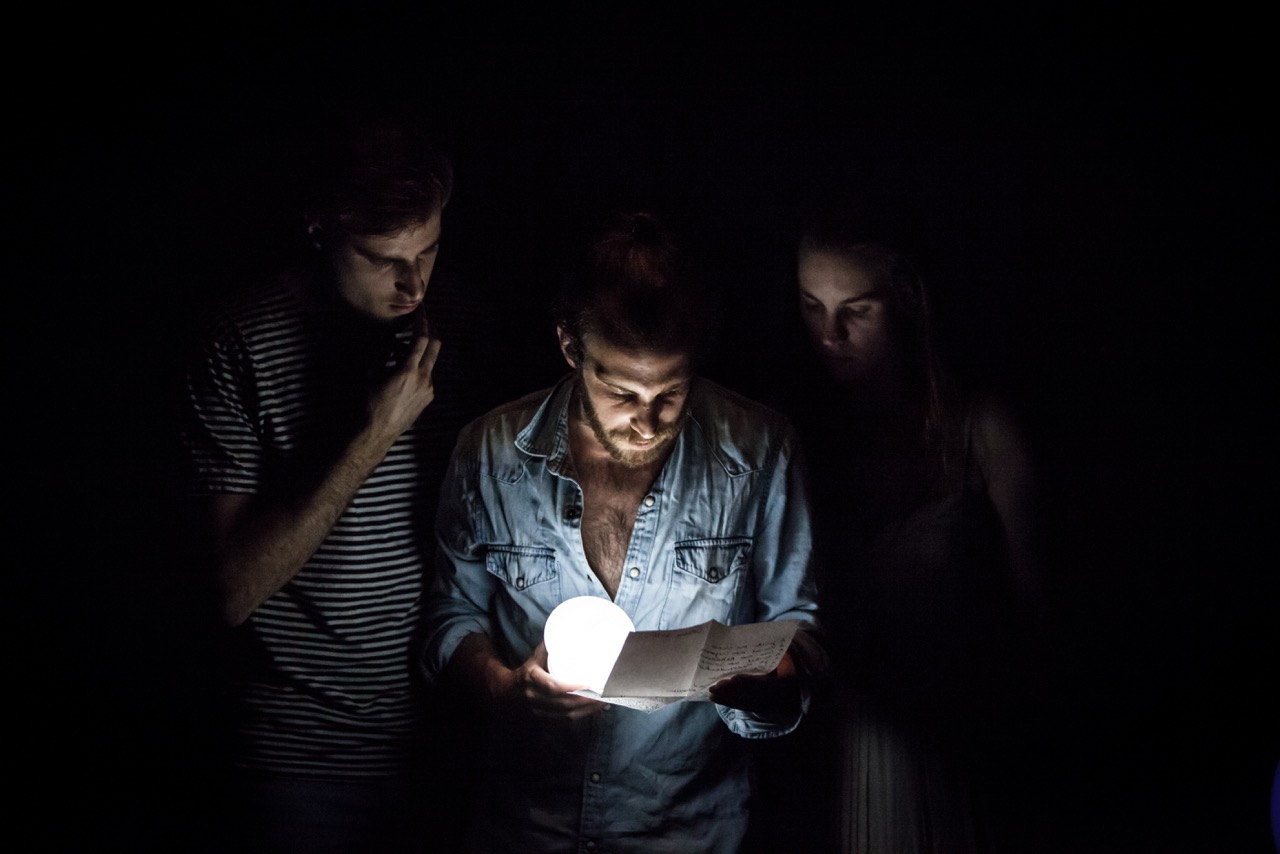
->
[[576, 373, 687, 469]]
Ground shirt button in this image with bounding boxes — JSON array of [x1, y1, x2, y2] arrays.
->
[[590, 772, 601, 783], [708, 568, 720, 581], [643, 495, 655, 507], [628, 567, 640, 579], [515, 577, 526, 589], [564, 506, 581, 520], [585, 842, 596, 852]]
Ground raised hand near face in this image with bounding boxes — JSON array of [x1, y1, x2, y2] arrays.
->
[[368, 324, 443, 441]]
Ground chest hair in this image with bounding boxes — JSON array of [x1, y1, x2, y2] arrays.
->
[[575, 457, 658, 599]]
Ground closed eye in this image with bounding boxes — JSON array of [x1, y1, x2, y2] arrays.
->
[[608, 389, 685, 406]]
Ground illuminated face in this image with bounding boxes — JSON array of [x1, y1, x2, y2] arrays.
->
[[325, 213, 442, 322], [797, 248, 894, 386], [560, 329, 693, 468]]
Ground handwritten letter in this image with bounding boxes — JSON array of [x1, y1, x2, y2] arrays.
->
[[580, 619, 800, 712]]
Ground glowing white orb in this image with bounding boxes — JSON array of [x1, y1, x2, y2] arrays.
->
[[544, 596, 635, 694]]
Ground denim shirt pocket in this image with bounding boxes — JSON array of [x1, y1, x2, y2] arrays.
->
[[662, 537, 753, 628], [485, 545, 560, 594]]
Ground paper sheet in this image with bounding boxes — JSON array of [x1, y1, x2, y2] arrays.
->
[[569, 618, 799, 712]]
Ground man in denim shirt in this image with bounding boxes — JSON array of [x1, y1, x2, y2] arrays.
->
[[422, 211, 824, 853]]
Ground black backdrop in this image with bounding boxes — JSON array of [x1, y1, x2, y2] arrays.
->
[[14, 5, 1275, 851]]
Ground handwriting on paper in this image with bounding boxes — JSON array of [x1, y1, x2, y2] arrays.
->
[[571, 618, 800, 712]]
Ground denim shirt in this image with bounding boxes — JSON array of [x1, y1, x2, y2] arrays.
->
[[423, 373, 820, 853]]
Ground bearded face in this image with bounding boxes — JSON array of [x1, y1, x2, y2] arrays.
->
[[561, 330, 693, 469], [576, 370, 688, 467]]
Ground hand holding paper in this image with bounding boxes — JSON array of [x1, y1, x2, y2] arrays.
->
[[544, 597, 800, 713]]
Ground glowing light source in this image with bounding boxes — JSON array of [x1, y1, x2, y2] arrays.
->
[[544, 596, 635, 694]]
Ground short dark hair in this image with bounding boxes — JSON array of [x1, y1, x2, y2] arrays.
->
[[302, 107, 453, 237], [556, 211, 713, 364]]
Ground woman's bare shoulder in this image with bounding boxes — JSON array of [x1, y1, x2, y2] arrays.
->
[[967, 388, 1034, 469]]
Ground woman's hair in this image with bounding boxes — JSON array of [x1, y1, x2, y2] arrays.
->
[[798, 221, 958, 455], [556, 210, 715, 365]]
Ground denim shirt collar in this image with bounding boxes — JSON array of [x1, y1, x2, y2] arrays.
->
[[514, 373, 577, 475]]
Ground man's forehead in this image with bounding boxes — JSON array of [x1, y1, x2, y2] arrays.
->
[[582, 333, 692, 385], [348, 214, 442, 254]]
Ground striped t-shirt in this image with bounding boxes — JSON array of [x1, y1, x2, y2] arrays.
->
[[182, 270, 485, 779]]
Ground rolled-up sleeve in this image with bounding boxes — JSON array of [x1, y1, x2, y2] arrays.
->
[[420, 435, 495, 681], [717, 426, 825, 738], [752, 429, 821, 626]]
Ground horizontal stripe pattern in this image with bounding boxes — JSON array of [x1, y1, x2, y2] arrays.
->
[[182, 273, 484, 778]]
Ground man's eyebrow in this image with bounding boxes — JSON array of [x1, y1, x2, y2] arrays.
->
[[799, 287, 881, 304], [600, 377, 689, 396], [357, 240, 440, 263], [355, 245, 394, 263]]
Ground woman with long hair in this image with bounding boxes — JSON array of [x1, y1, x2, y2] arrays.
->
[[779, 211, 1045, 853]]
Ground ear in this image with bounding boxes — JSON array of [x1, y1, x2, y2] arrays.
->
[[306, 221, 325, 250], [556, 324, 578, 369]]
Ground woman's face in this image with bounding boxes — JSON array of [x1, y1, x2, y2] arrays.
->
[[797, 248, 894, 386]]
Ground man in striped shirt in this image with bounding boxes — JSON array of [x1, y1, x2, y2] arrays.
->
[[181, 109, 477, 853]]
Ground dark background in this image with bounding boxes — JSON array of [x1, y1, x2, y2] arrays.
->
[[14, 4, 1275, 851]]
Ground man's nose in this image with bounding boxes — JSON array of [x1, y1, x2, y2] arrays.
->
[[395, 261, 427, 296], [631, 406, 658, 439]]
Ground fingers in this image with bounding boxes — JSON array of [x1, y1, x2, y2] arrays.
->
[[708, 672, 770, 710], [529, 690, 605, 721], [399, 333, 442, 384], [514, 645, 604, 720], [525, 653, 580, 695], [557, 696, 606, 721], [403, 331, 436, 364], [709, 670, 800, 717], [420, 336, 442, 375]]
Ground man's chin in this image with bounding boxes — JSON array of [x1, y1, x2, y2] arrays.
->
[[611, 449, 661, 468], [604, 437, 674, 468]]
